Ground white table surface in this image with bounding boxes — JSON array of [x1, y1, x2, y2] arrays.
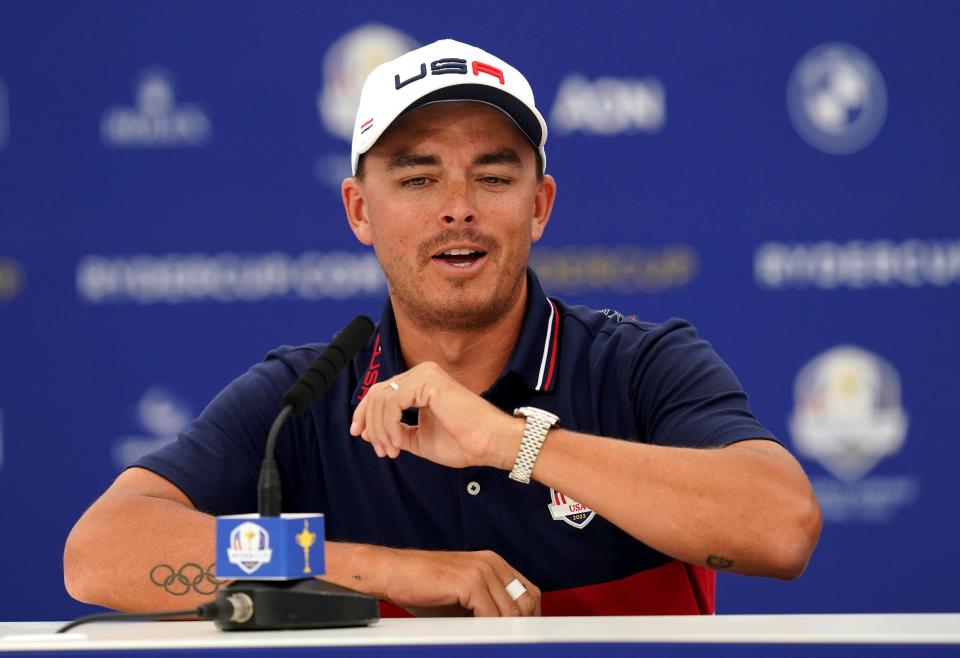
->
[[1, 614, 959, 652]]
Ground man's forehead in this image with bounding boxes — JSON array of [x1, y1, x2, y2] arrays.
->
[[370, 101, 534, 156], [384, 148, 525, 172]]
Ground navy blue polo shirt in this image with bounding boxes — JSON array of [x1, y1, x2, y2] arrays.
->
[[135, 269, 777, 615]]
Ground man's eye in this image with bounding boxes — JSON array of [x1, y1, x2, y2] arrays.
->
[[480, 176, 510, 185], [402, 177, 429, 187]]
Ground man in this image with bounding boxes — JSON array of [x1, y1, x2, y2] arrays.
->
[[64, 39, 821, 617]]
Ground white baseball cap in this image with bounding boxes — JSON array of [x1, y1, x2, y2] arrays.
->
[[350, 38, 548, 176]]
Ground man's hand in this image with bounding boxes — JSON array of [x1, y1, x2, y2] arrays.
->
[[377, 547, 541, 617], [349, 362, 522, 469]]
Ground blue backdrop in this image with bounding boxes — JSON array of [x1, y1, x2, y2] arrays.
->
[[1, 0, 957, 620]]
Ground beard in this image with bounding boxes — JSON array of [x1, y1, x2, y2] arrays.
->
[[377, 227, 529, 332]]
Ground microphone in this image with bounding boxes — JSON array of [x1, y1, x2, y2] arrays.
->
[[259, 315, 375, 516], [214, 315, 379, 631], [282, 314, 376, 416]]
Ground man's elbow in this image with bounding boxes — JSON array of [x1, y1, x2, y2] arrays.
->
[[63, 518, 105, 605], [63, 527, 89, 603], [766, 492, 822, 580]]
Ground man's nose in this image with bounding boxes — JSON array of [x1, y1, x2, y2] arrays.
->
[[439, 181, 477, 225]]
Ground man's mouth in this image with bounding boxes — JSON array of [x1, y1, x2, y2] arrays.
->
[[432, 248, 488, 268]]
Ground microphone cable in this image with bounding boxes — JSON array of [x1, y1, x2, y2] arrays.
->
[[57, 593, 254, 634]]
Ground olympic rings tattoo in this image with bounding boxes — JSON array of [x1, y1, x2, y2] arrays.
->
[[149, 563, 221, 596]]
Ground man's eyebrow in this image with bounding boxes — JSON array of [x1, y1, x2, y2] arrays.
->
[[385, 153, 440, 171], [472, 148, 524, 168]]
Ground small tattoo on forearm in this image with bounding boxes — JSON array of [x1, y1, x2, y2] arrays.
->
[[352, 575, 362, 582], [150, 563, 221, 596], [706, 555, 734, 570]]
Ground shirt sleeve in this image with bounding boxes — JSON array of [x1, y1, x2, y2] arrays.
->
[[132, 354, 298, 515], [629, 319, 779, 448]]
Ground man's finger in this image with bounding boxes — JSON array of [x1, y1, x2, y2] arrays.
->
[[350, 395, 367, 436], [464, 586, 500, 617], [516, 580, 539, 616], [474, 559, 523, 617], [383, 388, 406, 454], [363, 433, 385, 458], [505, 578, 527, 601], [365, 384, 395, 458], [394, 423, 419, 455], [504, 575, 538, 616], [514, 572, 541, 616], [472, 551, 538, 617], [489, 557, 539, 617]]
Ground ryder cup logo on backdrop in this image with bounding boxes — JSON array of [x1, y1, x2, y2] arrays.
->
[[227, 522, 273, 575], [789, 345, 917, 523], [317, 24, 417, 141], [111, 386, 192, 469], [314, 24, 417, 189], [548, 489, 595, 529], [791, 345, 907, 481], [787, 43, 887, 155], [101, 67, 211, 148], [550, 74, 665, 136]]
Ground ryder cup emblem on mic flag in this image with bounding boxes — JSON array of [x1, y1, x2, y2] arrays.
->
[[216, 513, 325, 580], [227, 521, 273, 574]]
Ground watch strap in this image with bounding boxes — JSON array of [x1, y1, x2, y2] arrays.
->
[[508, 407, 559, 484]]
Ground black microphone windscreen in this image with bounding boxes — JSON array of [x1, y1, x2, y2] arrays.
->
[[282, 315, 375, 415]]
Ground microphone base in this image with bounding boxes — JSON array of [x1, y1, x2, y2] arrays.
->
[[216, 579, 380, 631]]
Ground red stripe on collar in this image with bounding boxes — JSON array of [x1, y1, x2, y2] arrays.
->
[[542, 299, 560, 391]]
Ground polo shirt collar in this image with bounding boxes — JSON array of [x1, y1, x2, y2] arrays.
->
[[351, 299, 404, 406], [504, 268, 561, 393], [351, 268, 560, 405]]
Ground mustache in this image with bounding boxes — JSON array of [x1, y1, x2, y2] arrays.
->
[[418, 228, 500, 261]]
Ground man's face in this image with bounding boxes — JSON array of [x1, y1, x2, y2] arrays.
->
[[343, 102, 556, 331]]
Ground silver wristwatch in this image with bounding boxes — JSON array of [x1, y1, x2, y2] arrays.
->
[[508, 407, 560, 484]]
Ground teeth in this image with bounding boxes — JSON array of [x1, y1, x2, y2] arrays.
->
[[442, 249, 479, 256]]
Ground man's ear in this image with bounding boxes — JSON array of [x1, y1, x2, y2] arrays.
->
[[342, 177, 373, 246], [530, 174, 557, 242]]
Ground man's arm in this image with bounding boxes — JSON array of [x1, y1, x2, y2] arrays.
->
[[64, 467, 221, 612], [351, 362, 822, 580], [519, 433, 820, 579], [64, 467, 541, 616]]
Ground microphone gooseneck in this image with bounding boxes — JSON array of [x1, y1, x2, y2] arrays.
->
[[257, 315, 375, 517]]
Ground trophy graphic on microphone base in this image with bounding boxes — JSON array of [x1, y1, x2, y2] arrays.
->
[[296, 519, 317, 574]]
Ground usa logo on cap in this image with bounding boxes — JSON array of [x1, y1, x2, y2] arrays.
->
[[350, 38, 548, 176]]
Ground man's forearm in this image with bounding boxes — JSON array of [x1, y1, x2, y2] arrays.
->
[[64, 493, 222, 612], [320, 541, 391, 598], [64, 497, 403, 612], [528, 431, 821, 579]]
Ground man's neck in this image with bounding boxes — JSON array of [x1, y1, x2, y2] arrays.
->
[[392, 285, 528, 395]]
